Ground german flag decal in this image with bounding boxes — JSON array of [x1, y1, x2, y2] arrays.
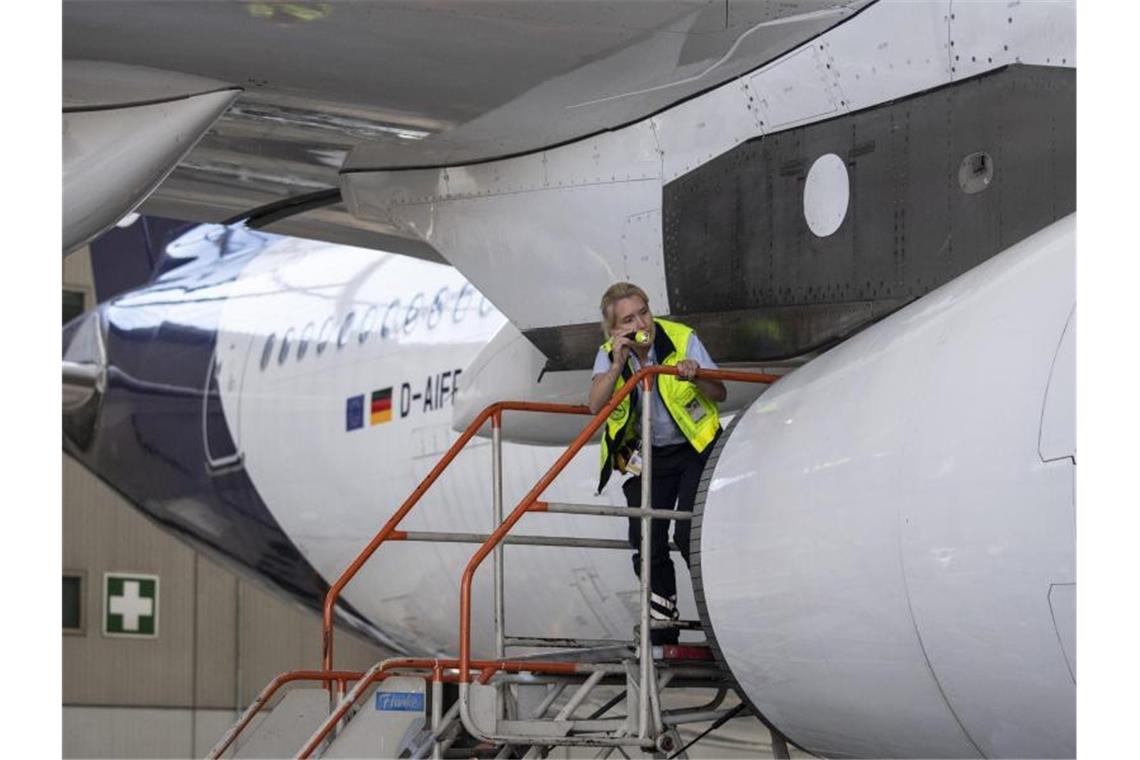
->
[[370, 387, 393, 425]]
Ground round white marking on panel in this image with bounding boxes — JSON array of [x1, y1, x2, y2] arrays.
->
[[803, 153, 849, 237]]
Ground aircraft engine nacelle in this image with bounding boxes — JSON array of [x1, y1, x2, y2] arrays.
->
[[695, 216, 1075, 759]]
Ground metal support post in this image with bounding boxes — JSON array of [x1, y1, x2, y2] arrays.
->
[[553, 670, 607, 721], [492, 411, 505, 723], [529, 683, 568, 719], [415, 698, 462, 760], [623, 660, 639, 740], [648, 670, 673, 738], [638, 375, 653, 742], [431, 672, 443, 760], [492, 411, 505, 660], [325, 686, 343, 747]]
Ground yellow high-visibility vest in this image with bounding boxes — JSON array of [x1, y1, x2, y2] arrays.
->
[[597, 318, 720, 492]]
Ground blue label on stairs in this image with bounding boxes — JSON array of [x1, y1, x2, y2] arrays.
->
[[375, 691, 425, 712]]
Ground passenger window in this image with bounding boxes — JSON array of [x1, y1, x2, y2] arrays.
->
[[358, 306, 379, 344], [427, 287, 448, 329], [260, 333, 276, 370], [316, 317, 336, 355], [337, 312, 356, 348], [405, 293, 425, 333], [278, 328, 294, 365], [297, 322, 315, 360], [453, 283, 474, 323], [382, 300, 401, 339]]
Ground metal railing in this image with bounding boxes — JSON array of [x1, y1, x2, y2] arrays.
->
[[454, 366, 778, 748], [213, 365, 778, 757], [319, 400, 595, 682]]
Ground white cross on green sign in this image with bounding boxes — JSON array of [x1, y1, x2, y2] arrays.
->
[[104, 573, 159, 638]]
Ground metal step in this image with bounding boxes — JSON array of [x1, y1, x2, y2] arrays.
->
[[657, 645, 714, 662], [323, 676, 428, 758], [230, 688, 329, 759]]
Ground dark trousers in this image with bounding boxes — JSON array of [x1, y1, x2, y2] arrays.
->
[[620, 435, 716, 645]]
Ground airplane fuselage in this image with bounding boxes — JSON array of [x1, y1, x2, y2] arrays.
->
[[65, 225, 683, 657]]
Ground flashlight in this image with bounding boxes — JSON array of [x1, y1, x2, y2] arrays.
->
[[625, 329, 650, 345]]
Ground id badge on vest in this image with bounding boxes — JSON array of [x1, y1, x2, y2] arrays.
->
[[624, 448, 643, 476], [685, 397, 707, 424]]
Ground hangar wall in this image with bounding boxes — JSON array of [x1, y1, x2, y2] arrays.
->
[[62, 454, 393, 758]]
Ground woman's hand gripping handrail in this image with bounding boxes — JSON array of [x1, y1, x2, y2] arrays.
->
[[457, 366, 780, 682], [321, 400, 593, 675]]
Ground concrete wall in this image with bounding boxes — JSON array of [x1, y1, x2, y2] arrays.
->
[[62, 454, 393, 758], [63, 707, 233, 760]]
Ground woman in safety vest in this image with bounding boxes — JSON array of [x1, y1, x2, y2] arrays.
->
[[587, 282, 726, 646]]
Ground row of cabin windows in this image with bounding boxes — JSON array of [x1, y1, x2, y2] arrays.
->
[[258, 286, 495, 371]]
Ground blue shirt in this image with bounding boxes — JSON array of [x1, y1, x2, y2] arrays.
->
[[592, 332, 718, 447]]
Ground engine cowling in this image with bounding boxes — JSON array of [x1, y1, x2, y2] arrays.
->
[[695, 216, 1075, 758]]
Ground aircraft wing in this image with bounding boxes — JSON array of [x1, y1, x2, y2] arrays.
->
[[63, 0, 870, 256]]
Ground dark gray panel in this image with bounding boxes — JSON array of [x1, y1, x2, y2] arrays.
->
[[663, 64, 1075, 319], [528, 66, 1074, 371]]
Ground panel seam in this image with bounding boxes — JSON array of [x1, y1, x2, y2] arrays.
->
[[63, 87, 241, 114], [896, 475, 987, 757], [1038, 304, 1076, 463]]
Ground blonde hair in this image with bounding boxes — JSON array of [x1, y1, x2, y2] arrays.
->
[[599, 282, 649, 336]]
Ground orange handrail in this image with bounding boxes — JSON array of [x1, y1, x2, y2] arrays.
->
[[321, 400, 593, 675], [218, 366, 776, 758], [457, 366, 779, 682], [206, 669, 363, 759]]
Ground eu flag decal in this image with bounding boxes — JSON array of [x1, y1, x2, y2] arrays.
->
[[346, 394, 364, 431], [371, 387, 393, 425]]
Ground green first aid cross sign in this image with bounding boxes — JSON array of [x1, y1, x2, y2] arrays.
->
[[103, 573, 159, 638]]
